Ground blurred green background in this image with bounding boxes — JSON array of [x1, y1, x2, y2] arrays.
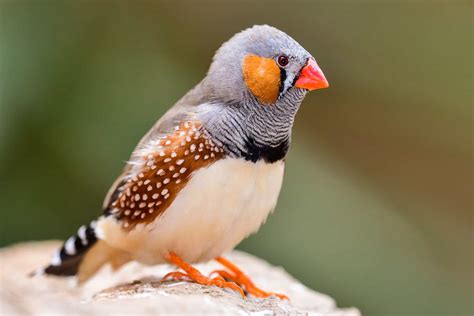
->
[[0, 1, 472, 315]]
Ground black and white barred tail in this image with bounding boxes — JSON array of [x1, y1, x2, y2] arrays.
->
[[43, 220, 98, 276]]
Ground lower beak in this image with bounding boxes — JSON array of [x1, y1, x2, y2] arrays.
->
[[295, 58, 329, 90]]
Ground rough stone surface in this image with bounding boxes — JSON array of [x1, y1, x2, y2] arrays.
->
[[0, 241, 360, 315]]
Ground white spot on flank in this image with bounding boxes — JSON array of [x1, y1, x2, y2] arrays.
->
[[176, 159, 184, 165], [157, 169, 165, 176], [144, 179, 151, 185], [147, 185, 153, 191], [190, 144, 196, 152], [161, 189, 168, 195], [163, 178, 170, 184], [142, 194, 148, 200], [172, 173, 180, 178], [156, 182, 162, 188], [171, 151, 177, 158], [165, 140, 171, 145], [164, 158, 172, 163], [184, 150, 189, 156], [141, 213, 146, 219], [135, 194, 141, 201], [152, 193, 159, 199], [176, 179, 182, 184], [159, 151, 165, 157], [169, 165, 175, 171], [164, 193, 170, 199], [186, 136, 191, 142], [194, 155, 200, 160], [180, 167, 187, 173], [139, 202, 146, 208], [204, 155, 209, 160]]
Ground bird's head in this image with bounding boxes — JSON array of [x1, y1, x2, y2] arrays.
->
[[198, 25, 329, 162], [206, 24, 329, 106]]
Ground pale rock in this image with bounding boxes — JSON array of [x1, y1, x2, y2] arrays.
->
[[0, 241, 360, 315]]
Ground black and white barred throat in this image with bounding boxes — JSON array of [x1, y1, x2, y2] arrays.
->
[[201, 88, 307, 163]]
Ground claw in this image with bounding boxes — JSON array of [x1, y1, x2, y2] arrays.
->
[[164, 252, 245, 298], [214, 256, 289, 300], [162, 271, 191, 282]]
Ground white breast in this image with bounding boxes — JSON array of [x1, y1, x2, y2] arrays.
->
[[98, 158, 285, 264]]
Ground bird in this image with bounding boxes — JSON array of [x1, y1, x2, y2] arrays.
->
[[38, 24, 329, 299]]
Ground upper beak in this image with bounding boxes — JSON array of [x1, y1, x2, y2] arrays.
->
[[295, 58, 329, 90]]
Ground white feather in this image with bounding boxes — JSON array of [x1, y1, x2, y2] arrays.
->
[[97, 158, 284, 264]]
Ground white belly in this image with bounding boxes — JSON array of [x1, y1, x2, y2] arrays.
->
[[97, 158, 284, 264]]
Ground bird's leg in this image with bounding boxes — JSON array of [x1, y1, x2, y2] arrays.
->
[[211, 256, 289, 300], [163, 252, 245, 298]]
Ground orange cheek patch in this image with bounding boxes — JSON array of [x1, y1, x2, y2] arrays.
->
[[243, 54, 281, 104]]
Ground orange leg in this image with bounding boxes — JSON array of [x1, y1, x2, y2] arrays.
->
[[163, 252, 245, 298], [211, 257, 289, 300]]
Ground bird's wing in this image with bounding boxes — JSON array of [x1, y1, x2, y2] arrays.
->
[[101, 82, 224, 229], [102, 79, 210, 210]]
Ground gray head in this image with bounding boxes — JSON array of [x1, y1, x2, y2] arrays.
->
[[206, 25, 328, 104], [200, 25, 329, 162]]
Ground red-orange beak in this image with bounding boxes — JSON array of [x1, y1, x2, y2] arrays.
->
[[295, 58, 329, 90]]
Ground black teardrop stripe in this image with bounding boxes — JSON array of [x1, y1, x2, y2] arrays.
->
[[279, 68, 287, 94], [44, 221, 98, 276]]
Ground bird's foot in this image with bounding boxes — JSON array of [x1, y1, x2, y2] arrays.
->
[[163, 252, 244, 298], [211, 256, 289, 300], [162, 271, 192, 282]]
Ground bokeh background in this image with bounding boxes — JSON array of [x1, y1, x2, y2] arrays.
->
[[0, 1, 472, 315]]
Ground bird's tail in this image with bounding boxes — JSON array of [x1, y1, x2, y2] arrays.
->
[[42, 220, 99, 277], [35, 218, 131, 283]]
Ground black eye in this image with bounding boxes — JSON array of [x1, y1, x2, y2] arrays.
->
[[277, 55, 289, 67]]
